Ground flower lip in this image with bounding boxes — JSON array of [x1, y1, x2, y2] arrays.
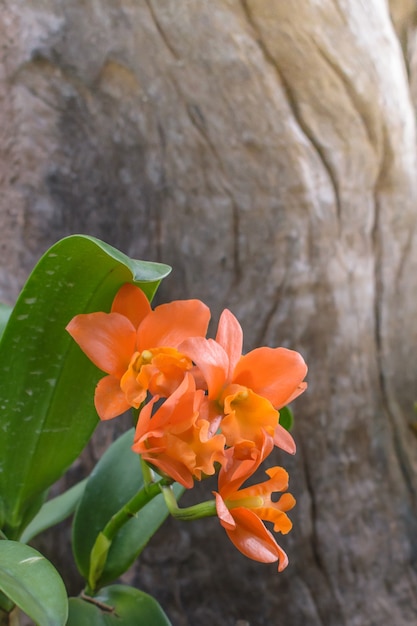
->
[[214, 432, 295, 571]]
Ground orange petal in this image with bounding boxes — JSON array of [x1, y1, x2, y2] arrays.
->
[[233, 347, 307, 408], [134, 432, 196, 488], [180, 337, 228, 399], [133, 374, 195, 443], [184, 419, 226, 477], [133, 375, 224, 487], [218, 432, 274, 497], [137, 299, 210, 349], [214, 492, 236, 530], [273, 423, 296, 455], [133, 396, 157, 444], [134, 410, 198, 489], [215, 309, 243, 380], [66, 312, 136, 377], [145, 454, 196, 489], [283, 381, 308, 405], [264, 466, 291, 492], [111, 283, 151, 328], [235, 465, 290, 502], [94, 375, 131, 420], [252, 505, 294, 536], [223, 507, 289, 571]]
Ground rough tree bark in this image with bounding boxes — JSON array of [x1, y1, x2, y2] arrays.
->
[[1, 1, 417, 625]]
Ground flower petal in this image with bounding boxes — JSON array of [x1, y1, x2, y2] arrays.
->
[[133, 374, 224, 487], [180, 337, 229, 399], [111, 283, 151, 328], [273, 423, 296, 455], [223, 507, 289, 571], [233, 347, 307, 408], [283, 381, 308, 405], [218, 432, 274, 497], [137, 299, 210, 349], [215, 309, 243, 380], [140, 448, 196, 489], [214, 491, 236, 530], [66, 312, 137, 377], [94, 375, 131, 420]]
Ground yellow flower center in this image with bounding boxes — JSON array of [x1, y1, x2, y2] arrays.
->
[[226, 495, 263, 511]]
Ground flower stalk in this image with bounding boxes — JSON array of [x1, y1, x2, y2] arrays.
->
[[160, 485, 217, 521], [87, 476, 172, 593]]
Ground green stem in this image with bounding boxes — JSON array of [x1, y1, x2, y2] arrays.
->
[[102, 481, 165, 543], [87, 477, 172, 593], [140, 456, 155, 488], [160, 485, 217, 520]]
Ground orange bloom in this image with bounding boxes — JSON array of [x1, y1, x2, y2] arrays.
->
[[180, 309, 307, 453], [214, 434, 295, 571], [132, 373, 226, 488], [66, 284, 210, 420]]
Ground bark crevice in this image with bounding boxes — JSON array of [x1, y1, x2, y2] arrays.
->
[[145, 0, 180, 61], [297, 437, 346, 626], [240, 0, 342, 224]]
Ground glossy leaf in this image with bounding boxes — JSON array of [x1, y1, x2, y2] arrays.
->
[[0, 541, 67, 626], [20, 478, 88, 544], [72, 428, 184, 588], [67, 585, 171, 626], [0, 235, 171, 537]]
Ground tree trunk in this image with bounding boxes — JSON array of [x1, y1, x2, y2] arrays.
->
[[1, 1, 417, 624]]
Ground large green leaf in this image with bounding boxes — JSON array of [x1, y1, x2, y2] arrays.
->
[[72, 429, 184, 589], [0, 235, 171, 537], [0, 541, 67, 626], [20, 478, 88, 544], [67, 585, 171, 626]]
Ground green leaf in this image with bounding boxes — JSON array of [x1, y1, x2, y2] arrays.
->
[[0, 235, 171, 537], [0, 304, 12, 341], [0, 541, 67, 626], [72, 429, 184, 588], [67, 585, 171, 626], [279, 405, 294, 432], [20, 478, 88, 544]]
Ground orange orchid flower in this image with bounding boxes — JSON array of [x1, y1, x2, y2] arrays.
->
[[214, 433, 295, 571], [180, 309, 307, 453], [66, 284, 210, 420], [132, 373, 226, 489]]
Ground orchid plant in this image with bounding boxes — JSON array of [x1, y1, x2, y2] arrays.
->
[[0, 235, 307, 625]]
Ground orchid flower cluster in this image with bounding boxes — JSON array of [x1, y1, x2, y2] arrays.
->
[[67, 283, 307, 572], [0, 236, 308, 625]]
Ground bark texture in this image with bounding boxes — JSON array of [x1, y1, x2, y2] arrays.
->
[[1, 1, 417, 625]]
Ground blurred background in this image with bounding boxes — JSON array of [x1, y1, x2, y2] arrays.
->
[[1, 2, 417, 624]]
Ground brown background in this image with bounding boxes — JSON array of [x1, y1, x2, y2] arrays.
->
[[1, 1, 417, 625]]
